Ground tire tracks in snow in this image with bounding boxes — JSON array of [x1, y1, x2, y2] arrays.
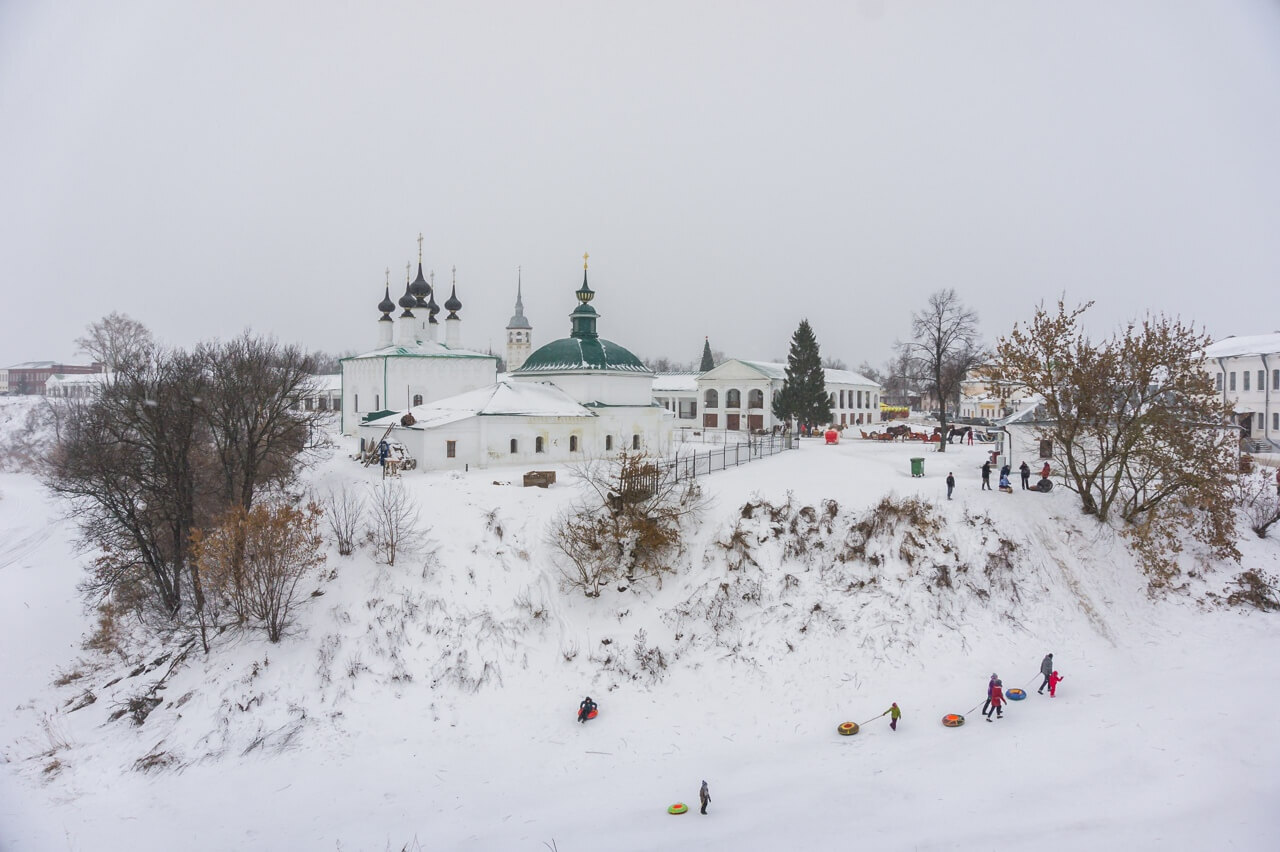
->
[[1030, 517, 1116, 646], [0, 525, 53, 573]]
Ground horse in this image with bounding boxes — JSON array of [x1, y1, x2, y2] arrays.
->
[[885, 424, 912, 441]]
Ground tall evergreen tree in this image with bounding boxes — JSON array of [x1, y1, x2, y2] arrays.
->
[[699, 337, 715, 372], [772, 319, 831, 429]]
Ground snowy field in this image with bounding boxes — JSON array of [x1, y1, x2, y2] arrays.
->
[[2, 398, 1279, 851]]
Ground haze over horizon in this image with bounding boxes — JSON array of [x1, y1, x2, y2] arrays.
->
[[3, 0, 1279, 370]]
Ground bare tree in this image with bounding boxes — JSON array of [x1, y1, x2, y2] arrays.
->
[[822, 356, 849, 371], [199, 333, 326, 511], [899, 290, 983, 452], [1235, 469, 1280, 539], [550, 451, 709, 597], [366, 481, 423, 566], [321, 483, 365, 555], [191, 500, 326, 642], [43, 346, 214, 618], [75, 312, 153, 372]]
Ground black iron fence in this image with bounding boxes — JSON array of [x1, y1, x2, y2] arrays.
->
[[659, 432, 795, 483]]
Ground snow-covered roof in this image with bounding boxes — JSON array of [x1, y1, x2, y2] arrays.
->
[[364, 380, 595, 430], [736, 360, 880, 387], [652, 372, 700, 393], [45, 372, 109, 385], [6, 361, 61, 369], [343, 341, 497, 362], [304, 374, 342, 392], [1203, 333, 1280, 359]]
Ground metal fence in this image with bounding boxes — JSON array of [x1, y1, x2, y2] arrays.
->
[[659, 432, 795, 483]]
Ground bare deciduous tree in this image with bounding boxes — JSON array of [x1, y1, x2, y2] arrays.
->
[[191, 501, 326, 642], [1235, 469, 1280, 539], [367, 481, 423, 566], [898, 289, 983, 452], [75, 312, 153, 373], [321, 483, 366, 555]]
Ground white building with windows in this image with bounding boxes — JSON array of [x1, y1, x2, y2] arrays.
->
[[1204, 332, 1280, 451], [695, 360, 881, 433], [359, 258, 671, 471], [652, 372, 700, 430]]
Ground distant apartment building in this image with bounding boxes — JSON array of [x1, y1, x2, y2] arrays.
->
[[5, 361, 103, 395]]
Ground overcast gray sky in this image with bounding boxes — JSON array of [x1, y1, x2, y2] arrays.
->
[[3, 0, 1278, 372]]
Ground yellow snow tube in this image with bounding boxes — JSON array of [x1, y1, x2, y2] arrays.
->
[[668, 803, 689, 815], [838, 721, 859, 736]]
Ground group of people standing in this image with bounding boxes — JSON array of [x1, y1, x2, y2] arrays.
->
[[983, 653, 1066, 722]]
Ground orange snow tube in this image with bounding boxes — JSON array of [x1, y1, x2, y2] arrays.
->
[[668, 803, 689, 815], [838, 721, 859, 736], [942, 713, 965, 727]]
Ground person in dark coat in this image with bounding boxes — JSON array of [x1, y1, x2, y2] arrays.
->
[[1000, 463, 1011, 480], [946, 472, 956, 500], [982, 673, 998, 715], [980, 460, 992, 490], [578, 696, 597, 723], [699, 780, 711, 814], [1019, 461, 1031, 490], [985, 679, 1005, 721], [1037, 654, 1054, 694]]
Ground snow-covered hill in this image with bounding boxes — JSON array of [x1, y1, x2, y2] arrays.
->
[[2, 419, 1278, 851]]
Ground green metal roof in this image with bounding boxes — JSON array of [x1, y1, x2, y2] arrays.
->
[[513, 336, 650, 375]]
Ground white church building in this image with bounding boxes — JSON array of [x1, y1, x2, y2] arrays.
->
[[358, 255, 672, 471]]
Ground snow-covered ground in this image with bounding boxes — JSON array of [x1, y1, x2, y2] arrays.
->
[[2, 399, 1278, 851]]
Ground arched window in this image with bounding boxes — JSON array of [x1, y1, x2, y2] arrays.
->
[[704, 389, 718, 408], [726, 389, 741, 409], [535, 436, 545, 453], [632, 434, 640, 450], [829, 393, 836, 407], [748, 389, 764, 409], [570, 435, 579, 452], [510, 438, 518, 454], [605, 435, 613, 451], [413, 394, 423, 406], [375, 395, 380, 410]]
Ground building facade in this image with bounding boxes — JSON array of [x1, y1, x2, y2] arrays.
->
[[5, 361, 103, 395], [696, 360, 881, 433], [1204, 332, 1280, 451]]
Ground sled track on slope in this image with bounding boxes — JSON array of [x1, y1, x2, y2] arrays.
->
[[1032, 518, 1116, 646], [0, 526, 53, 573]]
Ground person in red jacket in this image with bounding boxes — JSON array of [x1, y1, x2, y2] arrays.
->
[[985, 678, 1005, 721], [1048, 670, 1065, 697]]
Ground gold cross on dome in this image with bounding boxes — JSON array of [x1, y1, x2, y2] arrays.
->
[[583, 251, 589, 269]]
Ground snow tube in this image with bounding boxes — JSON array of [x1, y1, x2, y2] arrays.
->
[[577, 708, 598, 721], [942, 713, 965, 728], [1007, 688, 1027, 701], [668, 803, 689, 815], [838, 721, 859, 736]]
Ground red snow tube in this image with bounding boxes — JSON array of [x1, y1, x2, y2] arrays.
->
[[668, 803, 689, 815], [942, 714, 965, 727], [577, 708, 598, 720], [838, 721, 859, 736]]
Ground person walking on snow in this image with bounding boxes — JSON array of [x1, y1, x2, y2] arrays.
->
[[1019, 461, 1031, 490], [578, 696, 597, 723], [946, 472, 956, 500], [981, 460, 992, 490], [700, 780, 711, 815], [883, 702, 902, 731], [1038, 653, 1054, 694], [982, 673, 998, 715], [1040, 461, 1051, 480], [986, 679, 1006, 721], [1048, 670, 1065, 697]]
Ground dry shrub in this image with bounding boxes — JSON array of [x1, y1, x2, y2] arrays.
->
[[1225, 570, 1280, 611]]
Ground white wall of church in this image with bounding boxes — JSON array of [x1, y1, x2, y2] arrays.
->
[[519, 372, 653, 406], [341, 356, 497, 434]]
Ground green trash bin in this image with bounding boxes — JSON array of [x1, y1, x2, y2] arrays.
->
[[910, 457, 925, 477]]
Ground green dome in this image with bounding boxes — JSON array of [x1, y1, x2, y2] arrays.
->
[[514, 337, 649, 374]]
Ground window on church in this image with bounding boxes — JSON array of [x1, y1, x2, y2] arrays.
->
[[679, 399, 697, 419], [605, 435, 613, 451], [1259, 371, 1265, 393], [354, 394, 359, 411], [570, 435, 579, 452], [632, 434, 640, 450], [510, 438, 518, 454], [726, 389, 740, 409], [1229, 373, 1236, 391], [705, 389, 718, 408], [375, 394, 380, 410], [1244, 372, 1251, 391], [536, 436, 544, 453], [748, 389, 763, 409], [413, 394, 423, 406], [1274, 369, 1280, 390], [446, 441, 456, 458], [318, 398, 328, 411], [1215, 373, 1223, 391]]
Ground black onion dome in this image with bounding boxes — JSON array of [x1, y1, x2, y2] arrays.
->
[[398, 282, 416, 312], [378, 285, 396, 315], [409, 262, 431, 306], [444, 285, 462, 313]]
